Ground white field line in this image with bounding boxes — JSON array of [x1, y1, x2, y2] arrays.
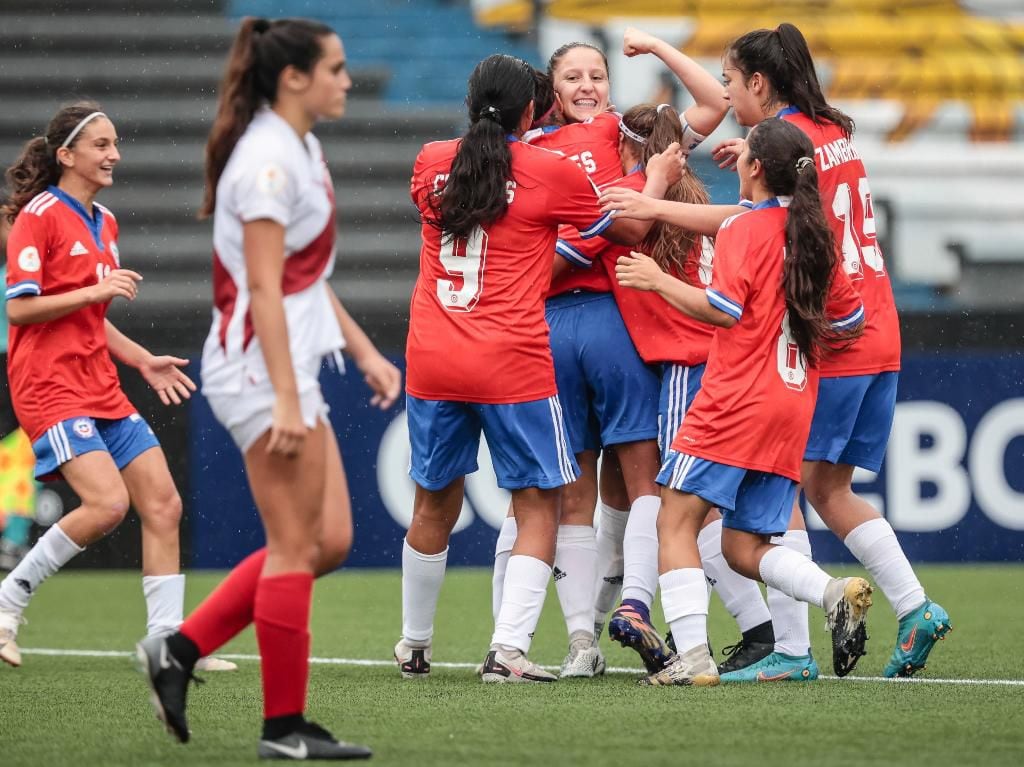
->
[[19, 647, 1024, 687]]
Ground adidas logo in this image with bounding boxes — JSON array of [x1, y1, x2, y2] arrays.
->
[[603, 575, 624, 585], [705, 575, 718, 587], [552, 567, 566, 581], [14, 578, 33, 595], [69, 241, 89, 257]]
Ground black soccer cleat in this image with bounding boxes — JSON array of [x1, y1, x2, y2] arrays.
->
[[258, 720, 372, 760], [717, 639, 774, 675], [136, 634, 203, 744]]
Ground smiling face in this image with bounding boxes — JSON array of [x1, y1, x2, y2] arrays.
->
[[57, 116, 120, 191], [289, 33, 352, 121], [551, 45, 610, 124], [722, 53, 769, 128]]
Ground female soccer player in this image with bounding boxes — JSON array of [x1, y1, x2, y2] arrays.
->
[[617, 117, 870, 686], [0, 102, 235, 672], [137, 18, 397, 758], [397, 52, 681, 684], [522, 29, 775, 678], [712, 23, 950, 679]]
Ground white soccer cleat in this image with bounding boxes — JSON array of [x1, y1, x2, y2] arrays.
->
[[638, 643, 720, 687], [194, 656, 238, 672], [0, 608, 24, 668], [480, 648, 557, 684], [559, 631, 606, 678], [394, 638, 431, 680]]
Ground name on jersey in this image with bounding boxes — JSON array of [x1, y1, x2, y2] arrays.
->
[[815, 137, 861, 172], [432, 173, 516, 203]]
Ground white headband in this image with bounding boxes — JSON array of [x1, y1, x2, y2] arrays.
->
[[59, 111, 106, 150], [656, 103, 672, 114], [618, 120, 647, 145]]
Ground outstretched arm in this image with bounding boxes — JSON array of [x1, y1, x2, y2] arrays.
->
[[7, 269, 141, 326], [615, 251, 735, 328], [105, 320, 196, 406], [599, 186, 745, 236], [622, 27, 728, 137]]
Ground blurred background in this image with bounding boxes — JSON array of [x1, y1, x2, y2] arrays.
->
[[0, 0, 1021, 570]]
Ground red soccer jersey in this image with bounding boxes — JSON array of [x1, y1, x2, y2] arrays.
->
[[673, 201, 864, 481], [558, 171, 716, 366], [527, 112, 622, 296], [407, 137, 613, 403], [781, 109, 900, 376], [5, 187, 135, 442]]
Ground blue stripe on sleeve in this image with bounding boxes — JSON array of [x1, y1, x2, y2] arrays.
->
[[556, 239, 592, 267], [6, 281, 41, 299], [579, 212, 613, 239], [705, 288, 743, 320], [831, 303, 865, 329]]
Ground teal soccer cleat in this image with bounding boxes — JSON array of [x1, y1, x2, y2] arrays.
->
[[719, 651, 819, 683], [883, 600, 952, 678]]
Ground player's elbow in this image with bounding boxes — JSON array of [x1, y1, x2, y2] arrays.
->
[[6, 303, 28, 326]]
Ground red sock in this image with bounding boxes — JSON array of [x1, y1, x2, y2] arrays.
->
[[180, 548, 267, 657], [255, 572, 314, 720]]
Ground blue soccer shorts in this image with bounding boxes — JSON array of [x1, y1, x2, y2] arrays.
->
[[658, 362, 705, 463], [805, 371, 898, 472], [406, 394, 579, 491], [546, 291, 659, 454], [657, 451, 797, 536], [31, 414, 160, 481]]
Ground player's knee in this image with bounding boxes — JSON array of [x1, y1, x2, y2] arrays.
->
[[316, 529, 353, 573], [90, 490, 132, 534], [139, 489, 183, 534]]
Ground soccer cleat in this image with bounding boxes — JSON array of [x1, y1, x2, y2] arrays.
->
[[719, 651, 819, 683], [194, 656, 238, 672], [394, 639, 431, 680], [559, 631, 606, 678], [258, 720, 372, 760], [0, 608, 24, 667], [480, 648, 557, 683], [883, 600, 952, 678], [136, 634, 203, 743], [638, 644, 719, 687], [717, 638, 774, 675], [825, 577, 874, 677], [608, 603, 675, 674]]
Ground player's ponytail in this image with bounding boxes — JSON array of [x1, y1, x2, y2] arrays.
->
[[201, 16, 334, 218], [619, 104, 709, 279], [727, 23, 854, 138], [426, 54, 535, 241], [747, 118, 858, 365], [3, 100, 104, 223]]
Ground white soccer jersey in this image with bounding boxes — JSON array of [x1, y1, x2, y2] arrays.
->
[[201, 107, 345, 395]]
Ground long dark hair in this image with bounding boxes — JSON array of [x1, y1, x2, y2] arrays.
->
[[426, 54, 535, 241], [620, 104, 709, 278], [531, 67, 556, 128], [201, 16, 334, 218], [3, 100, 104, 223], [747, 118, 858, 364], [727, 23, 854, 137]]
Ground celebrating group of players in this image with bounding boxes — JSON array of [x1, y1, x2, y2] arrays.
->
[[398, 23, 951, 691], [0, 13, 953, 763]]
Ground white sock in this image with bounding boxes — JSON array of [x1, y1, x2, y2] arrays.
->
[[143, 574, 185, 638], [767, 531, 812, 656], [620, 495, 660, 606], [698, 519, 771, 632], [758, 544, 831, 609], [593, 503, 629, 627], [0, 524, 84, 613], [491, 555, 551, 653], [554, 525, 598, 638], [401, 539, 448, 645], [844, 517, 926, 619], [660, 568, 709, 654], [491, 517, 518, 623]]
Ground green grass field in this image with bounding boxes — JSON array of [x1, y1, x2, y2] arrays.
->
[[1, 565, 1022, 766]]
